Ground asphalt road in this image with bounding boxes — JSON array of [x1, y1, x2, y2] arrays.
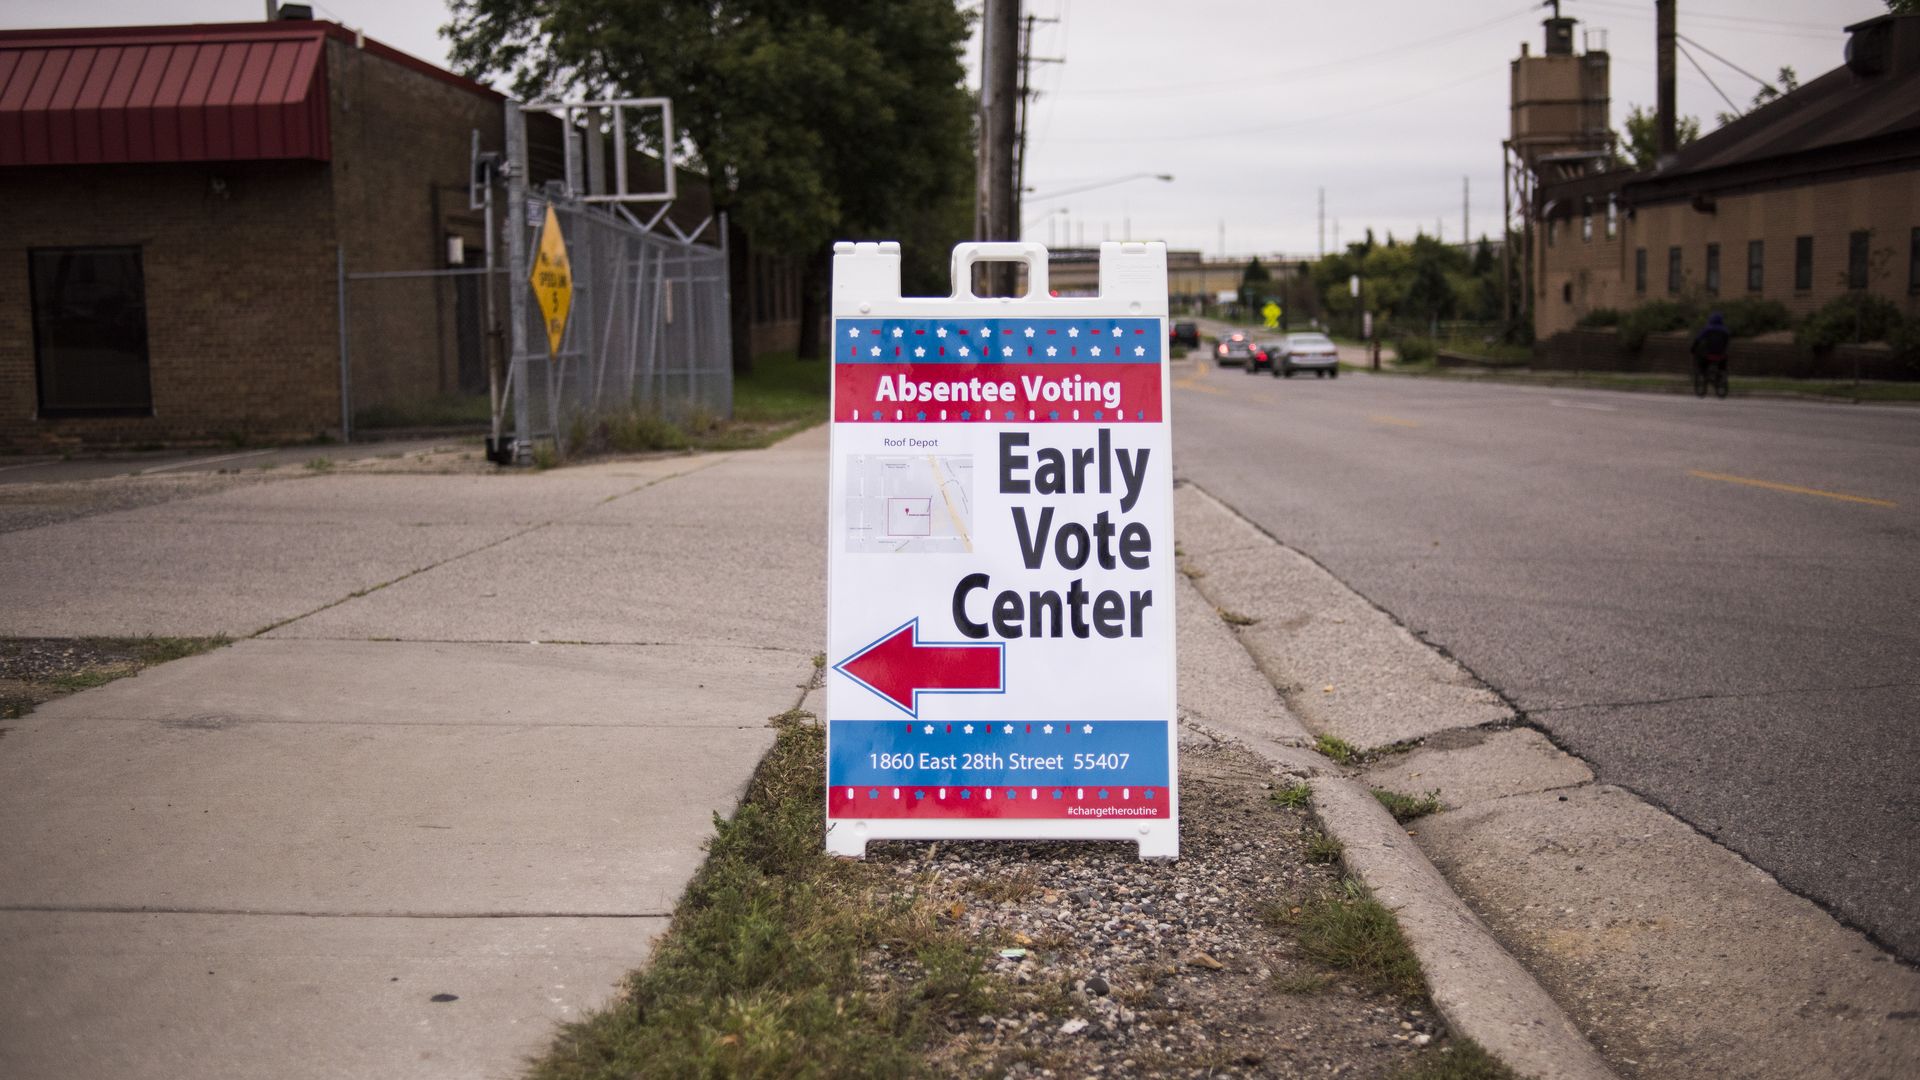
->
[[1169, 331, 1920, 960]]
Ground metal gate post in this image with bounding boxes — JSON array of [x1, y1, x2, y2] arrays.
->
[[504, 100, 532, 462]]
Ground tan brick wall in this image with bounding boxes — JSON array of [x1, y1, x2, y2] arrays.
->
[[327, 38, 505, 413], [0, 160, 339, 448], [1537, 169, 1920, 337]]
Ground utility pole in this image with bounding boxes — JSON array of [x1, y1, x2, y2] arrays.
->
[[1656, 0, 1678, 164], [978, 0, 1020, 292], [1012, 12, 1063, 256], [1317, 187, 1325, 258]]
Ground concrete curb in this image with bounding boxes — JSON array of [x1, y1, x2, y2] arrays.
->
[[1309, 776, 1617, 1080]]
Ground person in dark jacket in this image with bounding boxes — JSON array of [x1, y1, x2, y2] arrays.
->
[[1691, 311, 1731, 383]]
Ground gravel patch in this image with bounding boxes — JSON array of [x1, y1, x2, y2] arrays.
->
[[863, 740, 1457, 1078]]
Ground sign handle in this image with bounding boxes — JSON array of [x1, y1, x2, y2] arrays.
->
[[949, 241, 1051, 299]]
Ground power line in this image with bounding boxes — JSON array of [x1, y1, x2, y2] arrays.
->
[[1060, 2, 1537, 100], [1050, 66, 1500, 145], [1577, 0, 1844, 35], [1675, 32, 1781, 93], [1675, 40, 1740, 115]]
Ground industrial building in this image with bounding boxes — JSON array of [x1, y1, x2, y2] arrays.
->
[[1521, 7, 1920, 377]]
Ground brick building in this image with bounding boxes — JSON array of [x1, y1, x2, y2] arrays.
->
[[0, 15, 801, 449], [1531, 13, 1920, 357]]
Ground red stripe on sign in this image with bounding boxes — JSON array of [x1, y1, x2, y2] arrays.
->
[[828, 787, 1168, 820], [834, 363, 1162, 422]]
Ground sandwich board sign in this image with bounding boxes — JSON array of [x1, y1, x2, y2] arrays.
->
[[824, 241, 1178, 860]]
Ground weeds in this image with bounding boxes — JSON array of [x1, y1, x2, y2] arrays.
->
[[1304, 831, 1344, 864], [1219, 609, 1259, 627], [0, 636, 231, 719], [1289, 880, 1428, 1001], [1388, 1037, 1519, 1080], [1270, 782, 1312, 810], [960, 869, 1039, 904], [1314, 733, 1361, 765], [304, 457, 333, 472], [1372, 787, 1443, 823], [524, 714, 1009, 1080]]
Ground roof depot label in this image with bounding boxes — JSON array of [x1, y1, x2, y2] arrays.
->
[[825, 241, 1178, 860], [530, 204, 573, 356]]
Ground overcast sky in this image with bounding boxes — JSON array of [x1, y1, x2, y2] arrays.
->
[[9, 0, 1890, 258]]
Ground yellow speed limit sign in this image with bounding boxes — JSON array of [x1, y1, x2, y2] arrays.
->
[[530, 204, 573, 357]]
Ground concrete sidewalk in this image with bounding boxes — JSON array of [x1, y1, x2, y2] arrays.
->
[[0, 430, 826, 1080]]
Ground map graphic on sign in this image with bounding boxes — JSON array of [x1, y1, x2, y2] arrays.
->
[[845, 455, 974, 553], [824, 240, 1179, 860]]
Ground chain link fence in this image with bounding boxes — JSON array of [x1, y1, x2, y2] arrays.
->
[[339, 266, 503, 436], [510, 196, 731, 455]]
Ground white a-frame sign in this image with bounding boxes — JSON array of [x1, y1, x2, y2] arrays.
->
[[823, 241, 1178, 860]]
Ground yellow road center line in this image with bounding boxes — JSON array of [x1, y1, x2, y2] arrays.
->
[[1369, 414, 1420, 428], [1174, 378, 1225, 396], [1687, 470, 1897, 508]]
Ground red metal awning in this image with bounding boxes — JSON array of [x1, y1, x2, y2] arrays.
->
[[0, 26, 330, 166]]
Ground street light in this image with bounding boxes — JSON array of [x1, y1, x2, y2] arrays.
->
[[1023, 172, 1174, 203]]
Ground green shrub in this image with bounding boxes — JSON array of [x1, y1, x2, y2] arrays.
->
[[1393, 336, 1437, 364], [1618, 299, 1701, 350], [1575, 308, 1621, 328], [1795, 292, 1905, 352], [1714, 296, 1793, 337]]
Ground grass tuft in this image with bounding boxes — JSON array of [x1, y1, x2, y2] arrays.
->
[[1388, 1037, 1520, 1080], [1270, 782, 1312, 810], [1372, 788, 1443, 823], [1303, 831, 1344, 865], [1314, 733, 1361, 765], [524, 715, 1005, 1080], [1218, 609, 1258, 627], [1290, 880, 1428, 1001]]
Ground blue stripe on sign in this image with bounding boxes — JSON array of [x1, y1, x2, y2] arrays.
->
[[835, 318, 1162, 363], [828, 719, 1170, 788]]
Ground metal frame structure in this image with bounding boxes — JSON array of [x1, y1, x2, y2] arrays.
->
[[495, 96, 731, 464], [520, 97, 677, 205]]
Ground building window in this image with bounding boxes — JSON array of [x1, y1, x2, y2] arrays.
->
[[1848, 229, 1870, 289], [1606, 196, 1618, 239], [1705, 243, 1721, 294], [1635, 247, 1647, 293], [1795, 236, 1813, 290], [1582, 198, 1593, 242], [1667, 246, 1683, 294], [1748, 240, 1764, 292], [29, 247, 153, 417]]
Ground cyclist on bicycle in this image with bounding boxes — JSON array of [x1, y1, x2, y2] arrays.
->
[[1691, 311, 1730, 390]]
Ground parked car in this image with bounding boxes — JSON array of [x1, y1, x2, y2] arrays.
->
[[1214, 331, 1255, 367], [1275, 332, 1340, 378], [1170, 321, 1199, 349]]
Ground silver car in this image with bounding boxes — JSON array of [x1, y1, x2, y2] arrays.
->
[[1277, 332, 1340, 378]]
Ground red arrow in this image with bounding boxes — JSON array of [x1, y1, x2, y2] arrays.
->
[[835, 619, 1004, 716]]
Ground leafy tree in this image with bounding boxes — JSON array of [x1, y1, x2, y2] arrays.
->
[[1471, 237, 1494, 276], [1716, 66, 1799, 126], [1241, 257, 1271, 286], [1619, 104, 1700, 170], [443, 0, 974, 371], [1888, 0, 1919, 14]]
